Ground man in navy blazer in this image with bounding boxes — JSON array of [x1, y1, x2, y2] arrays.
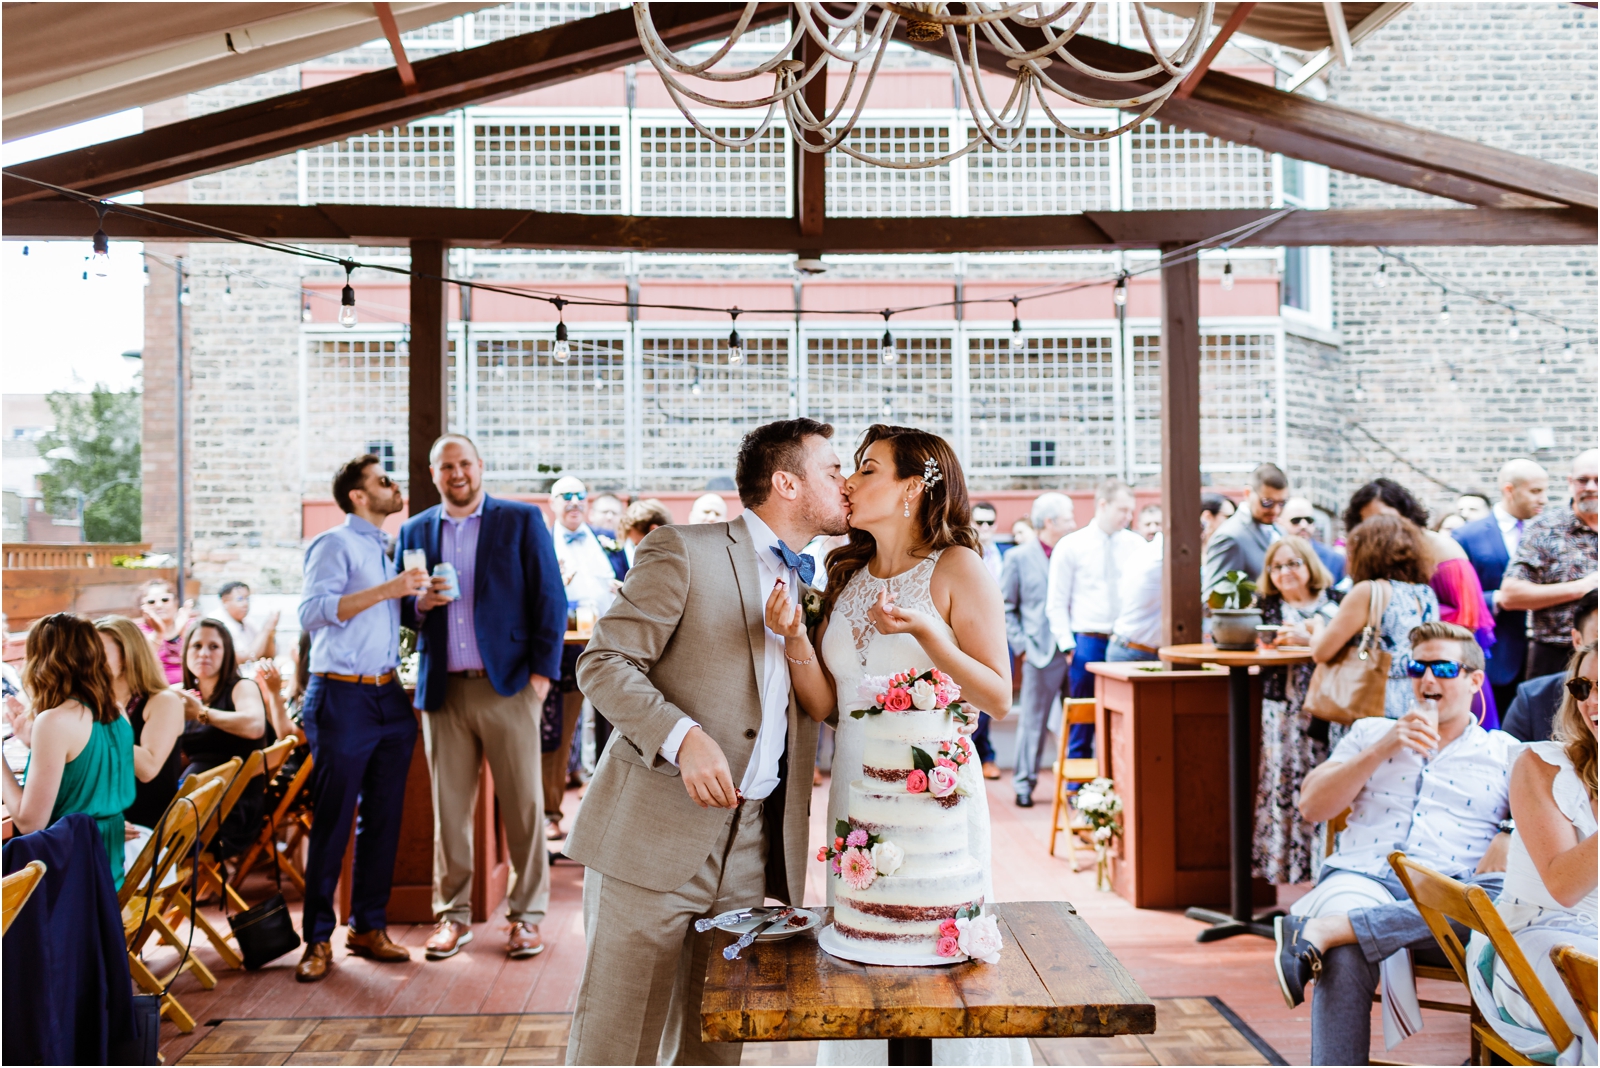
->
[[396, 434, 566, 963], [1453, 458, 1549, 714]]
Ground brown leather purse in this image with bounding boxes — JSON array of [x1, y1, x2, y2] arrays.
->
[[1303, 580, 1392, 725]]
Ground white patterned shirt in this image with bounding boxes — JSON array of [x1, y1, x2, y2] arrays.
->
[[1324, 716, 1516, 881]]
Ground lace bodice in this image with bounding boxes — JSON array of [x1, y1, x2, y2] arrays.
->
[[829, 551, 945, 666]]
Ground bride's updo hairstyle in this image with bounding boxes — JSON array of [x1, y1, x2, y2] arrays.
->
[[822, 424, 978, 618]]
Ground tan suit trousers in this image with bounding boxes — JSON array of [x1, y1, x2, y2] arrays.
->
[[541, 690, 583, 821], [566, 800, 767, 1066], [423, 675, 548, 926]]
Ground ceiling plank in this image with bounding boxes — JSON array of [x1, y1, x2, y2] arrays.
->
[[4, 202, 1591, 251]]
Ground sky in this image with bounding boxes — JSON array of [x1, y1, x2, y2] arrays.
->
[[3, 110, 146, 396]]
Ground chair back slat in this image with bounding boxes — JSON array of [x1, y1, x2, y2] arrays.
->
[[1063, 698, 1097, 726], [1324, 808, 1350, 859], [1, 860, 47, 936], [119, 760, 238, 906], [121, 777, 223, 944], [1550, 945, 1598, 1040]]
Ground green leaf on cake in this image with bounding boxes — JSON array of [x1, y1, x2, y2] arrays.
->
[[835, 819, 853, 841], [910, 745, 935, 773]]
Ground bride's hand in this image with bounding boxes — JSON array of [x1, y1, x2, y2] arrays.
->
[[867, 587, 935, 640], [765, 579, 808, 642]]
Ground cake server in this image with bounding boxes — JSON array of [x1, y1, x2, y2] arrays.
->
[[695, 906, 772, 933], [723, 908, 796, 960]]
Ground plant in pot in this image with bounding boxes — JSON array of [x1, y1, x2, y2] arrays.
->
[[1207, 570, 1261, 650]]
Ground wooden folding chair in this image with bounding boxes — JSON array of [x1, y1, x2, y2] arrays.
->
[[195, 736, 297, 910], [1391, 851, 1575, 1066], [1047, 697, 1100, 867], [120, 776, 226, 1033], [1550, 945, 1598, 1040], [231, 746, 313, 893], [1, 859, 46, 935]]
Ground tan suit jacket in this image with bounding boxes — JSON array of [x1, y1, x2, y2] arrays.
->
[[568, 516, 818, 905]]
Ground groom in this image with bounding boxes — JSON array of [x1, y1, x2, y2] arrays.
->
[[565, 418, 849, 1065]]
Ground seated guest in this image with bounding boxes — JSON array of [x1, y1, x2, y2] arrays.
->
[[1470, 642, 1597, 1064], [1504, 590, 1598, 742], [218, 580, 278, 661], [174, 619, 272, 781], [1275, 622, 1515, 1065], [1, 614, 135, 888], [95, 617, 185, 830], [137, 578, 192, 684]]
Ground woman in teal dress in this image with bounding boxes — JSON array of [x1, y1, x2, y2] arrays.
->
[[2, 613, 136, 888]]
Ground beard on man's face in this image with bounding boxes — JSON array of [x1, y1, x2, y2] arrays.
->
[[798, 477, 851, 537]]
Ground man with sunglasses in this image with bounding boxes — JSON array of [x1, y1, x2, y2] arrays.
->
[[1201, 463, 1289, 599], [1282, 497, 1346, 585], [1273, 622, 1517, 1064], [1503, 589, 1598, 742]]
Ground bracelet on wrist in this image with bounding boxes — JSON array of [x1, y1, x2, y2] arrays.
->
[[785, 654, 815, 666]]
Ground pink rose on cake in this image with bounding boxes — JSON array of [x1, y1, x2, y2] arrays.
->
[[882, 687, 913, 712], [935, 934, 961, 958], [905, 769, 928, 793], [955, 913, 1003, 964], [928, 764, 959, 798]]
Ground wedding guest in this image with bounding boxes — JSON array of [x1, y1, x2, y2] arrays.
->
[[1457, 492, 1493, 524], [688, 492, 728, 524], [1455, 457, 1549, 713], [1200, 492, 1236, 550], [1202, 464, 1288, 597], [972, 501, 1003, 583], [1501, 449, 1600, 679], [399, 434, 566, 963], [1136, 504, 1162, 542], [137, 578, 192, 684], [1277, 622, 1514, 1065], [1434, 512, 1467, 535], [1011, 516, 1036, 547], [588, 494, 629, 582], [1047, 479, 1141, 760], [1109, 529, 1162, 664], [1283, 497, 1346, 584], [621, 498, 672, 567], [1503, 591, 1597, 742], [217, 581, 278, 661], [1003, 492, 1075, 807], [1, 614, 135, 888], [94, 617, 184, 831], [1471, 642, 1597, 1064], [177, 620, 274, 859], [1252, 537, 1340, 886], [295, 453, 430, 982]]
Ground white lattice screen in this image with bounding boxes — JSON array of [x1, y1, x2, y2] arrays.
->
[[827, 126, 954, 216], [473, 123, 625, 211], [1130, 333, 1162, 471], [305, 339, 407, 485], [468, 2, 626, 43], [636, 123, 790, 215], [1200, 331, 1277, 471], [302, 123, 457, 205], [471, 336, 628, 477], [638, 335, 793, 474], [1125, 121, 1273, 209], [805, 335, 956, 459], [967, 335, 1119, 473], [967, 126, 1117, 214]]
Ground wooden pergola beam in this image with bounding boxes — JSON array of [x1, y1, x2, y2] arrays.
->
[[5, 202, 1592, 250]]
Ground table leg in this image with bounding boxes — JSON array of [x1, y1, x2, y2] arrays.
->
[[1185, 664, 1274, 942], [887, 1037, 933, 1064]]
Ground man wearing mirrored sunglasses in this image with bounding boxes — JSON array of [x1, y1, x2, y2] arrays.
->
[[1272, 622, 1517, 1064]]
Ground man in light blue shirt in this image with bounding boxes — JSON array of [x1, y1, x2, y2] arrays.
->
[[294, 454, 429, 983]]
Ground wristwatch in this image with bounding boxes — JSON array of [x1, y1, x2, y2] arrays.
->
[[198, 706, 211, 726], [1498, 818, 1515, 834]]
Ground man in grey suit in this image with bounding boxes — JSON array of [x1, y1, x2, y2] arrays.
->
[[1201, 462, 1290, 599], [1003, 492, 1077, 807]]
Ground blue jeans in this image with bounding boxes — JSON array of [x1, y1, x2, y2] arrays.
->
[[1106, 638, 1159, 663], [1066, 633, 1109, 759]]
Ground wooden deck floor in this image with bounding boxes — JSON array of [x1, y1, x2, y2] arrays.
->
[[152, 770, 1472, 1066]]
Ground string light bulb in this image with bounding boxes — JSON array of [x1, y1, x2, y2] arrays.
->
[[1439, 297, 1450, 324], [1010, 296, 1023, 347], [552, 298, 570, 362], [1220, 260, 1234, 291], [879, 311, 896, 366], [338, 260, 357, 328], [1507, 312, 1520, 340], [141, 260, 150, 288], [1113, 272, 1128, 307], [726, 309, 744, 367], [224, 275, 234, 303], [301, 293, 314, 323], [690, 371, 702, 396], [180, 284, 192, 306], [89, 209, 110, 278], [1372, 261, 1388, 289]]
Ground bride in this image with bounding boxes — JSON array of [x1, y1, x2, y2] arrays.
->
[[766, 424, 1031, 1067]]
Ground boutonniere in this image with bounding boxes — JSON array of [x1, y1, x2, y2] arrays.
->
[[801, 584, 824, 630], [596, 533, 621, 553]]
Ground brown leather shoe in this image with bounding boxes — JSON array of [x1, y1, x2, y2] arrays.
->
[[345, 927, 410, 963], [296, 942, 332, 983], [424, 919, 473, 960], [982, 761, 1001, 781], [507, 922, 544, 959]]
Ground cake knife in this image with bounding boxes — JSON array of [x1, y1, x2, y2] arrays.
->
[[723, 908, 797, 960], [695, 905, 771, 933]]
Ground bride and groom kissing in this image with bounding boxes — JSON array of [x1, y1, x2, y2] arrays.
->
[[563, 418, 1021, 1066]]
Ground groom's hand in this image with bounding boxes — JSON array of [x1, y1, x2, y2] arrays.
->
[[678, 726, 738, 809]]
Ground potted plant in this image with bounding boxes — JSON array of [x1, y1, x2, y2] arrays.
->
[[1207, 570, 1261, 650]]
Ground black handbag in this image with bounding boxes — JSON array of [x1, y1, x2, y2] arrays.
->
[[223, 768, 300, 970]]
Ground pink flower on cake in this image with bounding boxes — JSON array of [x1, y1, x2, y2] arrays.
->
[[905, 769, 928, 794], [846, 828, 869, 848], [816, 846, 828, 862], [928, 764, 959, 798], [955, 914, 1003, 965], [834, 836, 845, 851], [938, 918, 959, 939], [839, 847, 876, 891], [935, 757, 956, 770], [882, 688, 912, 712], [830, 855, 842, 876], [935, 934, 961, 958]]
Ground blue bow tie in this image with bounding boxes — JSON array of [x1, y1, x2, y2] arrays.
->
[[770, 541, 815, 586], [565, 530, 588, 545]]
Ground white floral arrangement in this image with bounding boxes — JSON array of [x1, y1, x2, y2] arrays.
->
[[1073, 777, 1124, 841], [935, 900, 1002, 964]]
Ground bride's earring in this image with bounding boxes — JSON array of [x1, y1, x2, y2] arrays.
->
[[903, 495, 911, 518]]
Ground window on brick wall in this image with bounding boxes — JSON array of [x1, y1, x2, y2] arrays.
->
[[1126, 121, 1272, 209], [303, 123, 457, 205], [967, 126, 1117, 214], [472, 335, 628, 478], [639, 334, 792, 476], [805, 334, 955, 457], [365, 440, 397, 473], [636, 122, 790, 215], [474, 123, 625, 211], [968, 334, 1120, 474], [827, 125, 954, 216]]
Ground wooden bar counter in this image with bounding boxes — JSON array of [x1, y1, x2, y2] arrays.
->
[[1086, 662, 1273, 911]]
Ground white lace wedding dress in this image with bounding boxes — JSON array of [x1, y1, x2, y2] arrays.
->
[[816, 552, 1034, 1067]]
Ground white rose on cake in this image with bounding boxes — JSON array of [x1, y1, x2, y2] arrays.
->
[[955, 913, 1003, 964], [910, 678, 939, 710], [870, 839, 904, 877]]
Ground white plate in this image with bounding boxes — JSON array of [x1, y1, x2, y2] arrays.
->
[[716, 907, 822, 942]]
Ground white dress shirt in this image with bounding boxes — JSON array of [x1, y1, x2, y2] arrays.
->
[[1112, 534, 1165, 649], [1324, 716, 1516, 881], [657, 510, 795, 801], [1493, 503, 1527, 561], [1046, 522, 1147, 651], [553, 522, 617, 614]]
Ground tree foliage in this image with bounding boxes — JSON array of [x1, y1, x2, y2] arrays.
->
[[37, 386, 142, 543]]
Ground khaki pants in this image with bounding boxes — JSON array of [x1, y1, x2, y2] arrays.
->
[[423, 675, 549, 926], [542, 690, 583, 822], [566, 801, 767, 1066]]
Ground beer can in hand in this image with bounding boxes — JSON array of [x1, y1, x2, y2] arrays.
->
[[433, 562, 460, 600]]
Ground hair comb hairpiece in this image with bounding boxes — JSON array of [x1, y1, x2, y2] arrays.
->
[[921, 457, 942, 492]]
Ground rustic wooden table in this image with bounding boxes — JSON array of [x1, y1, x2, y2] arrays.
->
[[1159, 644, 1314, 942], [701, 900, 1154, 1065]]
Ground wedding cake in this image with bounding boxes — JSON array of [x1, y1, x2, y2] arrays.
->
[[819, 670, 1002, 966]]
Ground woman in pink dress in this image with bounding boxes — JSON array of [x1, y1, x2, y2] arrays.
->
[[136, 578, 192, 685]]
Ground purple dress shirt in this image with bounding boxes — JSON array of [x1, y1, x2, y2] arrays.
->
[[440, 501, 485, 673]]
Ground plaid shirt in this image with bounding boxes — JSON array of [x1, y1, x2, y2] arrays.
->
[[1505, 507, 1599, 643]]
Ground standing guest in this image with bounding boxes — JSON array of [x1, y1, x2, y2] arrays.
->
[[621, 499, 673, 567], [1283, 497, 1346, 585], [588, 494, 629, 583], [1136, 504, 1162, 542], [1456, 458, 1550, 713], [217, 581, 278, 661], [1003, 493, 1076, 807], [688, 492, 729, 525], [94, 617, 184, 831], [972, 501, 1004, 583], [137, 578, 193, 685], [1311, 516, 1438, 746], [1200, 492, 1236, 551], [1501, 449, 1600, 679], [1253, 537, 1341, 886], [1110, 531, 1163, 664], [1, 614, 135, 888], [1011, 517, 1036, 547], [1047, 479, 1141, 760], [1203, 464, 1289, 597], [1433, 512, 1467, 535], [398, 434, 566, 963], [1457, 492, 1493, 524], [1503, 590, 1598, 743], [295, 454, 430, 983]]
